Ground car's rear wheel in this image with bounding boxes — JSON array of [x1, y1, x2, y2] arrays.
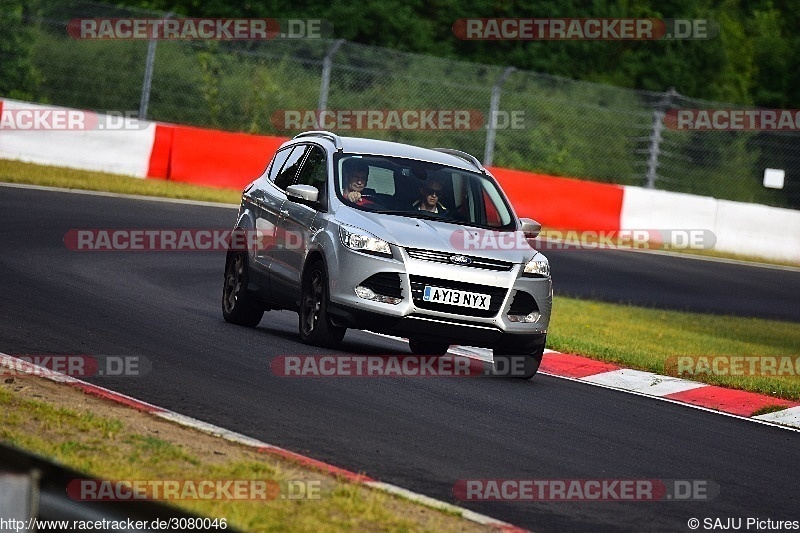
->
[[222, 250, 264, 327], [408, 339, 450, 356], [492, 336, 546, 379], [299, 260, 346, 347]]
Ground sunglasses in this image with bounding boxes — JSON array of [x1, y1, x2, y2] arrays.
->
[[423, 187, 443, 196]]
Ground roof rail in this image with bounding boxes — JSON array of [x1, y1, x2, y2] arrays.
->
[[294, 130, 343, 151], [431, 148, 486, 173]]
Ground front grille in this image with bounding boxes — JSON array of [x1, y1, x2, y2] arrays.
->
[[360, 272, 403, 298], [409, 275, 507, 318], [405, 248, 513, 271], [508, 290, 538, 315]]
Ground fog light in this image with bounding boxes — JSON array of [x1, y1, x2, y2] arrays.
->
[[355, 286, 402, 305], [508, 311, 540, 323], [355, 285, 376, 300]]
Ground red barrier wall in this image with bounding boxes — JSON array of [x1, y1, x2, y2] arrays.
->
[[488, 166, 623, 231], [156, 124, 288, 189], [146, 123, 173, 179], [145, 124, 622, 230]]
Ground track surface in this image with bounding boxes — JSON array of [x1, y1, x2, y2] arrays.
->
[[2, 186, 798, 532]]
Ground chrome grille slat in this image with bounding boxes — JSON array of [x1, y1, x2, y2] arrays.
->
[[405, 248, 513, 271]]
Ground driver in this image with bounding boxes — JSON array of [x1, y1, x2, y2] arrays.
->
[[341, 159, 376, 206]]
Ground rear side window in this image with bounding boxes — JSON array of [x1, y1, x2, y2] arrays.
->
[[365, 167, 395, 194], [296, 146, 327, 187], [266, 147, 293, 184], [273, 145, 308, 190], [296, 146, 329, 208]]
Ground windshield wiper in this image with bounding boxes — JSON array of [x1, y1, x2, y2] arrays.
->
[[371, 209, 414, 216], [377, 210, 454, 222], [371, 209, 504, 229]]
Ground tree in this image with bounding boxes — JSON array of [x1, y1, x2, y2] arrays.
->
[[0, 0, 41, 100]]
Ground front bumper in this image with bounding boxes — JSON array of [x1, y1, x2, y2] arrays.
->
[[326, 243, 552, 347]]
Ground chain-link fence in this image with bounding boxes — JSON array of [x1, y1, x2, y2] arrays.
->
[[5, 0, 799, 209]]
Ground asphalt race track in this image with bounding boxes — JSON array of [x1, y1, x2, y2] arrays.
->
[[2, 184, 799, 532]]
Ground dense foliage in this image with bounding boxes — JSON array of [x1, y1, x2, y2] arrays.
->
[[0, 0, 41, 100], [2, 0, 797, 208], [112, 0, 799, 108]]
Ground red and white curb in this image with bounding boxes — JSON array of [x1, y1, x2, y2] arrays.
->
[[450, 346, 800, 430], [0, 352, 524, 532]]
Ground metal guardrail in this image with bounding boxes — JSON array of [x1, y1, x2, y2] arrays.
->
[[0, 443, 242, 532], [4, 0, 800, 210]]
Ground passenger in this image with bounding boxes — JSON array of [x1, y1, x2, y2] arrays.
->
[[411, 178, 448, 216]]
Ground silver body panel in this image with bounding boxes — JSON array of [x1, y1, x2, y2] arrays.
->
[[233, 133, 552, 348]]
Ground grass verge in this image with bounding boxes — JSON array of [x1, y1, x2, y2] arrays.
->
[[0, 159, 241, 204], [2, 158, 797, 267], [0, 376, 485, 532], [550, 296, 800, 401]]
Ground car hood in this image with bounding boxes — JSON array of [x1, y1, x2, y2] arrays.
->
[[336, 208, 539, 263]]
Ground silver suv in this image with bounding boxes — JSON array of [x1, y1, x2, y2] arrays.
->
[[222, 131, 552, 378]]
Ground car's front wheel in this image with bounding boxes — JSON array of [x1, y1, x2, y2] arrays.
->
[[222, 250, 264, 327], [408, 339, 450, 356], [299, 260, 346, 347], [492, 335, 546, 379]]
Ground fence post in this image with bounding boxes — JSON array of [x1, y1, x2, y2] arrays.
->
[[484, 66, 516, 167], [139, 12, 172, 120], [318, 39, 346, 115], [645, 87, 677, 189]]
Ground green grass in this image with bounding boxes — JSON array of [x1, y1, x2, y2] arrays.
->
[[0, 383, 480, 532], [549, 296, 800, 401], [0, 159, 241, 204]]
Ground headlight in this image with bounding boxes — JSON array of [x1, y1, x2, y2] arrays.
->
[[523, 256, 550, 278], [340, 227, 392, 257]]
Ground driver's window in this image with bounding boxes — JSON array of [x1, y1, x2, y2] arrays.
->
[[296, 146, 328, 207]]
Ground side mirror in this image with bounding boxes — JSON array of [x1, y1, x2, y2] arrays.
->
[[286, 184, 319, 206], [520, 218, 541, 239]]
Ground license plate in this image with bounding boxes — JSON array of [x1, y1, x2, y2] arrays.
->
[[423, 286, 491, 310]]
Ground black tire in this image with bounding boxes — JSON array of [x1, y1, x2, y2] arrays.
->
[[492, 336, 546, 379], [408, 339, 450, 356], [299, 260, 346, 347], [222, 250, 264, 327]]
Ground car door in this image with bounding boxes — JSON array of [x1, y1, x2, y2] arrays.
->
[[252, 144, 308, 276], [270, 144, 328, 300]]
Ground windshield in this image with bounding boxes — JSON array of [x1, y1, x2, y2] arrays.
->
[[334, 153, 516, 230]]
